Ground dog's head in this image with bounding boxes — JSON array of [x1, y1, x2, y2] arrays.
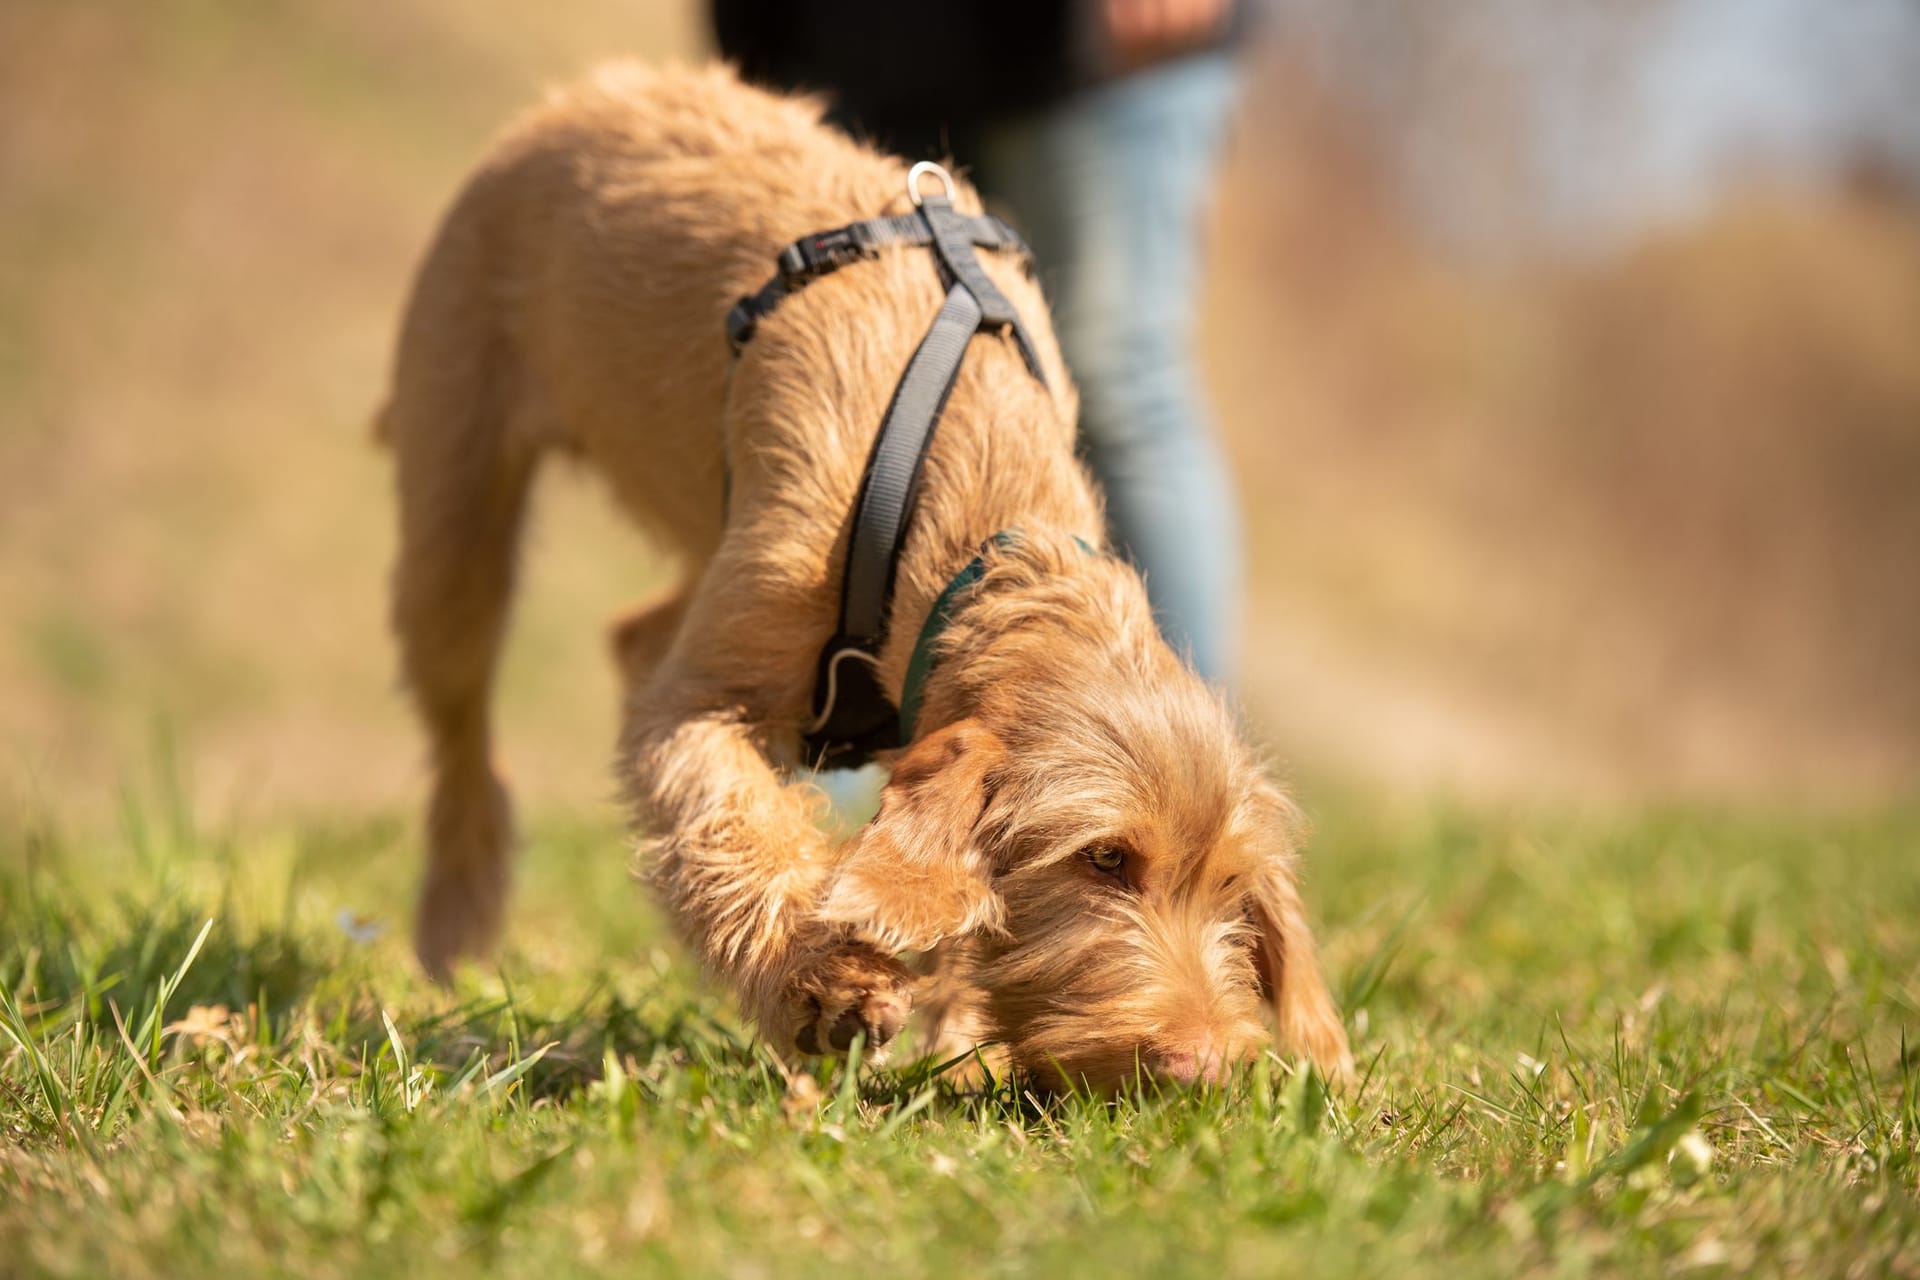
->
[[820, 563, 1351, 1089]]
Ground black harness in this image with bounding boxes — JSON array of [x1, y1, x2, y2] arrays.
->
[[726, 164, 1049, 767]]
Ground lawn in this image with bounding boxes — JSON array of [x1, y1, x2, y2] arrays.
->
[[3, 770, 1914, 1278]]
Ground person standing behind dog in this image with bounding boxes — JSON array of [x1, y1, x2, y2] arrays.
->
[[714, 0, 1247, 685]]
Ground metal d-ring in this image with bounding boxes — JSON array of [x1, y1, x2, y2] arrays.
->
[[906, 161, 956, 207]]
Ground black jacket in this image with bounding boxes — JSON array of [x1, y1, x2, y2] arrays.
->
[[712, 0, 1240, 158]]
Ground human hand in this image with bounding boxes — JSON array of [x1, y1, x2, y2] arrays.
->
[[1102, 0, 1233, 70]]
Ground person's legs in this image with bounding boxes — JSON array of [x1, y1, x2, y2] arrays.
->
[[976, 52, 1243, 684]]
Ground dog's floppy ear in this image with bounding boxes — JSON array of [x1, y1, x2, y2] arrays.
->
[[1246, 786, 1354, 1080], [818, 718, 1006, 953]]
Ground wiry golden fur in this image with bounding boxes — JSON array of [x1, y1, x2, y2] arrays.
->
[[381, 62, 1350, 1088]]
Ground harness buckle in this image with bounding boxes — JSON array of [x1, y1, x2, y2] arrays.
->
[[778, 226, 872, 283]]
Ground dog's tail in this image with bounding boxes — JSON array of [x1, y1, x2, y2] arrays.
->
[[384, 171, 541, 981]]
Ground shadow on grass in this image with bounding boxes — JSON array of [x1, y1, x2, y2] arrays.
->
[[385, 982, 767, 1103], [0, 873, 744, 1110], [2, 891, 332, 1030]]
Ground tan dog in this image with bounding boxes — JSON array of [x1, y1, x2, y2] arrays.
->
[[381, 62, 1350, 1088]]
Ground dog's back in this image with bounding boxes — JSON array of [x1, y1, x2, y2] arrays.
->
[[393, 60, 1084, 550], [386, 64, 884, 551]]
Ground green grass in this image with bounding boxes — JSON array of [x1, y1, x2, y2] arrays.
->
[[2, 774, 1916, 1278]]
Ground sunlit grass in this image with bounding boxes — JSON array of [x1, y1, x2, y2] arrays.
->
[[3, 774, 1915, 1277]]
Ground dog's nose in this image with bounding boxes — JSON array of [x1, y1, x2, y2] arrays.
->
[[1149, 1039, 1228, 1086]]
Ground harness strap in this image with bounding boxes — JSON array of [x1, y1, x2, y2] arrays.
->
[[805, 281, 985, 759], [921, 198, 1046, 380], [726, 209, 1032, 352], [839, 284, 982, 643], [725, 171, 1049, 766]]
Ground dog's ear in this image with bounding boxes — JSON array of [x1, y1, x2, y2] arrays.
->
[[1246, 785, 1354, 1080], [818, 719, 1006, 953]]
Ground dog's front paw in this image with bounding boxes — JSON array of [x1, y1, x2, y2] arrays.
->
[[784, 941, 913, 1057]]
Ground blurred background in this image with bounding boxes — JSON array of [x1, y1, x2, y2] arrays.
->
[[2, 0, 1916, 823]]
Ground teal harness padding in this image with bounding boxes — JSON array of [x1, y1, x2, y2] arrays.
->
[[895, 533, 1013, 744], [895, 532, 1098, 745]]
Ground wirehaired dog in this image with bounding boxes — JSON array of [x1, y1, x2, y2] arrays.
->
[[381, 62, 1350, 1088]]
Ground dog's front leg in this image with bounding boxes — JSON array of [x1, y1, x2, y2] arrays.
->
[[620, 702, 913, 1058]]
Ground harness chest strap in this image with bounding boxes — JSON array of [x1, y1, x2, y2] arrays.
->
[[724, 163, 1049, 765]]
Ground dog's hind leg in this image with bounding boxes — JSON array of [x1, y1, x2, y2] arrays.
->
[[390, 405, 536, 983], [385, 196, 541, 982]]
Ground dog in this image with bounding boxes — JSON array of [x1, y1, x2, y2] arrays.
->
[[380, 62, 1350, 1089]]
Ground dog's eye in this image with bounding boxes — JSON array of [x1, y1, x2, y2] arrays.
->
[[1084, 845, 1126, 876]]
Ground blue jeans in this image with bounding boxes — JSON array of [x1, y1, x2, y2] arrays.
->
[[977, 52, 1243, 684]]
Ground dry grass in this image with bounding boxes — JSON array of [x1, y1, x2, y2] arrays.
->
[[1209, 63, 1920, 798], [0, 1, 697, 817]]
